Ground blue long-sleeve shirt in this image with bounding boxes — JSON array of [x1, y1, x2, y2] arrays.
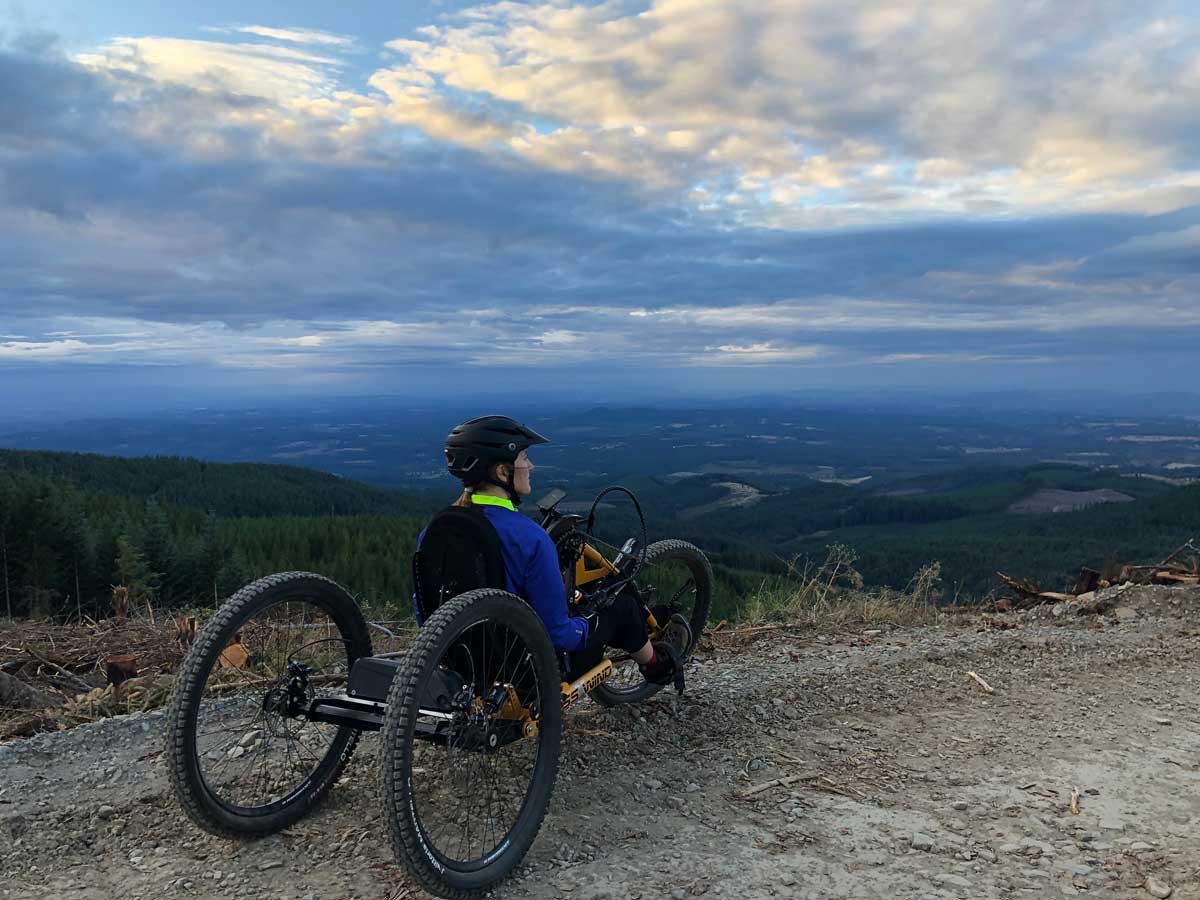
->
[[413, 494, 589, 652]]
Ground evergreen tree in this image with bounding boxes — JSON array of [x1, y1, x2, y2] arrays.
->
[[139, 499, 175, 604], [115, 535, 160, 607]]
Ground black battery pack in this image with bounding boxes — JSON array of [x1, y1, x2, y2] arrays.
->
[[347, 656, 403, 702]]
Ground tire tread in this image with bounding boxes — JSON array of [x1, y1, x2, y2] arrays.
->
[[166, 571, 367, 837], [588, 540, 713, 708], [382, 588, 560, 899]]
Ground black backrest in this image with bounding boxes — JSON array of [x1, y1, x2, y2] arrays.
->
[[413, 505, 507, 622]]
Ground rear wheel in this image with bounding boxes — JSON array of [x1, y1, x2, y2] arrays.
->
[[589, 539, 712, 707], [166, 572, 370, 836], [382, 588, 562, 898]]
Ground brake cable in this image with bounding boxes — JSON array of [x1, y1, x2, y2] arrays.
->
[[583, 485, 648, 600]]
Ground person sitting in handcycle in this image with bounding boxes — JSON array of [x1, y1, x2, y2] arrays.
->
[[413, 414, 687, 687]]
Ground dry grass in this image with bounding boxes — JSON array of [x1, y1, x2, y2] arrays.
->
[[739, 544, 945, 630]]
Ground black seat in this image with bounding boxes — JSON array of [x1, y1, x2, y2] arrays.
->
[[412, 505, 508, 622], [413, 505, 580, 686]]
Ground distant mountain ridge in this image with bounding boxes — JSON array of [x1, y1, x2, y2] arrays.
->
[[0, 449, 437, 519]]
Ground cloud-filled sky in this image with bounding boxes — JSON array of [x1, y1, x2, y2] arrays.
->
[[1, 0, 1197, 415]]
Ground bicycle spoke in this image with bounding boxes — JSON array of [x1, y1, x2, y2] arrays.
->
[[192, 598, 353, 813], [407, 616, 544, 866]]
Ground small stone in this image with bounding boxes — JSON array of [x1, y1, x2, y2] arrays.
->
[[1144, 876, 1172, 898], [1113, 606, 1139, 623], [932, 873, 971, 889], [911, 832, 934, 852], [96, 805, 116, 820], [671, 890, 687, 900], [1130, 841, 1154, 852], [1020, 838, 1055, 858], [257, 860, 282, 871], [951, 801, 969, 811]]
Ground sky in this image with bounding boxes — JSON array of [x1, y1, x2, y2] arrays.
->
[[1, 0, 1197, 417]]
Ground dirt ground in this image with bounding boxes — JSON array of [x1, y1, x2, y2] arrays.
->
[[3, 585, 1200, 900]]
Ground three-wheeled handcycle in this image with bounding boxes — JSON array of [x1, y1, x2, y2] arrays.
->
[[165, 487, 712, 898]]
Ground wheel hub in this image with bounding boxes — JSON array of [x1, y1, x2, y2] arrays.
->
[[261, 660, 313, 718]]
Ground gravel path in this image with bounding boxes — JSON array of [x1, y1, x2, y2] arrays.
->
[[3, 585, 1199, 900]]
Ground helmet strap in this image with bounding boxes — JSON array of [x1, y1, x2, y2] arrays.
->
[[480, 464, 521, 507]]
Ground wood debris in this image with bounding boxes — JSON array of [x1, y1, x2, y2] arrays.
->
[[995, 573, 1074, 608], [0, 670, 61, 711], [738, 774, 805, 798], [218, 632, 250, 669], [0, 614, 188, 739], [967, 671, 995, 694], [994, 536, 1200, 611]]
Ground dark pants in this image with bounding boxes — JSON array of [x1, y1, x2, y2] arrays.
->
[[567, 591, 649, 675]]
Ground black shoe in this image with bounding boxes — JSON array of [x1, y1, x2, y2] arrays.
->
[[638, 638, 686, 694], [661, 612, 693, 657]]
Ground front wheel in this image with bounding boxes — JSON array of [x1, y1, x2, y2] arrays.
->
[[382, 588, 563, 899], [589, 539, 712, 707]]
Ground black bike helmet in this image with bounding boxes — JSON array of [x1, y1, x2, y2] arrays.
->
[[445, 415, 549, 500]]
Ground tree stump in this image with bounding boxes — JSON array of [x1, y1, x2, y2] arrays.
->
[[112, 585, 129, 625], [105, 654, 138, 687]]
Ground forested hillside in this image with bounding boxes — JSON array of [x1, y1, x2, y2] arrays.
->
[[0, 451, 435, 619], [1, 449, 1196, 621], [0, 450, 434, 517], [611, 465, 1192, 599]]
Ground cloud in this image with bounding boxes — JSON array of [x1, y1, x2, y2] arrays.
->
[[701, 343, 828, 365], [230, 26, 357, 48], [0, 338, 89, 359], [76, 36, 346, 104], [1, 14, 1199, 399], [368, 0, 1200, 221]]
